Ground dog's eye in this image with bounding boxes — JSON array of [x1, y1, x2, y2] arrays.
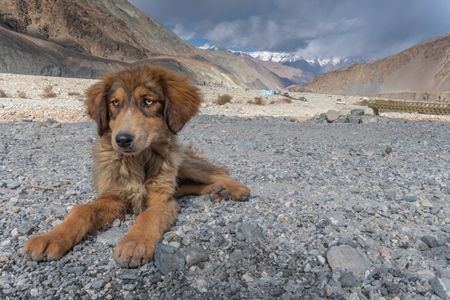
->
[[143, 99, 155, 107], [111, 100, 119, 107]]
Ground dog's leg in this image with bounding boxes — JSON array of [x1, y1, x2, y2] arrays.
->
[[23, 196, 126, 261], [113, 184, 179, 268], [176, 149, 250, 202]]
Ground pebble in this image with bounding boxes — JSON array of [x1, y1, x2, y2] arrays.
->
[[154, 243, 185, 275], [92, 280, 106, 289], [97, 229, 125, 246], [238, 222, 264, 243], [421, 235, 438, 248], [404, 195, 418, 202], [326, 245, 373, 279], [339, 271, 359, 287], [182, 246, 209, 266]]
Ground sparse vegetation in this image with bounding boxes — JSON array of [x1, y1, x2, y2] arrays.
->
[[281, 97, 293, 104], [215, 94, 233, 105], [0, 89, 7, 97], [354, 99, 369, 106], [253, 96, 264, 105], [17, 91, 27, 98], [41, 85, 57, 98], [68, 92, 80, 96]]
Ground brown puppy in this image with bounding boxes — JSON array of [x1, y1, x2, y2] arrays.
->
[[23, 64, 250, 268]]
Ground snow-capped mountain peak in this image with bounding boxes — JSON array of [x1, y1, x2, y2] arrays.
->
[[198, 43, 222, 51], [245, 51, 302, 63], [198, 46, 367, 76]]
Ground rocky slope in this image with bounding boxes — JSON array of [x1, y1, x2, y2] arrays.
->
[[0, 0, 285, 89], [0, 26, 126, 77], [290, 35, 450, 99]]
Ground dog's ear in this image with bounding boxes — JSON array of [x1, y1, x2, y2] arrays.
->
[[161, 69, 202, 134], [85, 80, 110, 136]]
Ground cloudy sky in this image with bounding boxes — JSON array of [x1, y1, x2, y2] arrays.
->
[[129, 0, 450, 60]]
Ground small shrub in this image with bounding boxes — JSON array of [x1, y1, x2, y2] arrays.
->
[[281, 97, 293, 104], [253, 96, 264, 105], [216, 94, 233, 105], [269, 100, 276, 105], [354, 99, 369, 106], [0, 89, 7, 97], [68, 92, 80, 96], [42, 85, 56, 98], [18, 91, 26, 98]]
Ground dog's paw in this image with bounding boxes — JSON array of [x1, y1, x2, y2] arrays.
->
[[23, 234, 69, 262], [113, 235, 154, 268], [209, 184, 230, 203], [229, 183, 250, 201]]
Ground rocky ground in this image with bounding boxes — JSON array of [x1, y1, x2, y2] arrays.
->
[[1, 74, 450, 299]]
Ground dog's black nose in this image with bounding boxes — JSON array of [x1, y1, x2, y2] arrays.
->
[[115, 133, 134, 149]]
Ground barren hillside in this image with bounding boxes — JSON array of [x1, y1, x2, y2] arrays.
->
[[0, 0, 285, 89], [290, 35, 450, 99]]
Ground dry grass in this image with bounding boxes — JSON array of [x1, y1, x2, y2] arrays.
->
[[354, 99, 369, 106], [248, 96, 265, 105], [215, 94, 233, 105], [68, 92, 80, 96], [281, 97, 293, 104], [0, 89, 7, 98], [41, 85, 57, 98], [17, 91, 27, 98]]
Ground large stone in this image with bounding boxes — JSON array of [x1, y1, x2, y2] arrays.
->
[[350, 109, 365, 116], [429, 277, 448, 300], [360, 116, 379, 124], [346, 114, 360, 124], [421, 235, 438, 248], [326, 110, 341, 123], [326, 245, 373, 279], [182, 246, 209, 266], [154, 243, 185, 274]]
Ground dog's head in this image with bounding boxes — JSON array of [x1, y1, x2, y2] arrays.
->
[[85, 64, 201, 155]]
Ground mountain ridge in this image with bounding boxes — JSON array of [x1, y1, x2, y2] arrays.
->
[[0, 0, 286, 89], [289, 35, 450, 99]]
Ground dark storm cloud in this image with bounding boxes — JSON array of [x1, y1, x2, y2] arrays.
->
[[130, 0, 450, 59]]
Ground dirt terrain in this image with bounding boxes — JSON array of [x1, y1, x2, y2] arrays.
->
[[1, 73, 449, 122]]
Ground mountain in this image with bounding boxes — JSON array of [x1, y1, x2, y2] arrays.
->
[[236, 50, 367, 76], [222, 50, 312, 85], [284, 56, 367, 77], [290, 35, 450, 99], [0, 0, 285, 89], [0, 26, 125, 77]]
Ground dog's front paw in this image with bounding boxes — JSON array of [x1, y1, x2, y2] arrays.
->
[[228, 183, 250, 201], [209, 184, 230, 203], [23, 234, 70, 262], [113, 235, 154, 268]]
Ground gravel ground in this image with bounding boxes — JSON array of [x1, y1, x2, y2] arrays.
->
[[1, 74, 450, 299], [1, 113, 450, 299]]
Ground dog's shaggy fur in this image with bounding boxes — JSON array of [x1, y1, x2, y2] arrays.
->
[[23, 64, 250, 268]]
